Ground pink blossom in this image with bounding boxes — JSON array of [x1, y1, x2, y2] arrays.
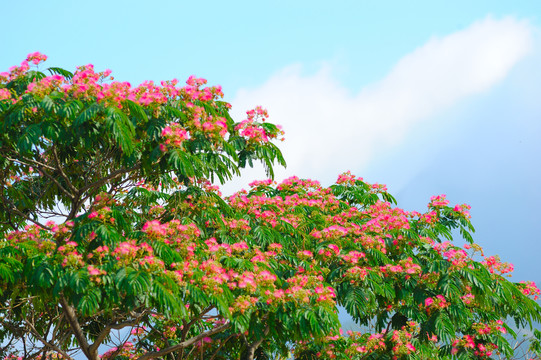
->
[[87, 265, 101, 276]]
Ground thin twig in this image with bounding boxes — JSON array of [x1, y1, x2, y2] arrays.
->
[[135, 323, 230, 360], [26, 320, 75, 360], [51, 146, 78, 193]]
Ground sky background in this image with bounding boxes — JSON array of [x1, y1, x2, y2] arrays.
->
[[1, 0, 540, 299]]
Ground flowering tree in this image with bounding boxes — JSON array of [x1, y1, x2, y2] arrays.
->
[[0, 53, 540, 360]]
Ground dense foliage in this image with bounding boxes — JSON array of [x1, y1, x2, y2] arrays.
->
[[0, 53, 540, 360]]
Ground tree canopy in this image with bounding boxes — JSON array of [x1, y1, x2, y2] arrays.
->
[[0, 53, 540, 360]]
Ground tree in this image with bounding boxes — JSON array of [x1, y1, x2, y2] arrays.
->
[[0, 53, 539, 360]]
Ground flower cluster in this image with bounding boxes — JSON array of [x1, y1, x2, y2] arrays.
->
[[453, 203, 471, 218], [0, 88, 10, 100], [87, 265, 107, 283], [11, 58, 224, 110], [235, 106, 283, 143], [424, 295, 448, 312], [451, 334, 498, 358], [460, 292, 475, 305], [449, 321, 507, 357], [57, 240, 84, 268], [518, 281, 540, 300], [442, 247, 469, 269], [429, 194, 450, 207], [0, 59, 30, 83], [336, 171, 364, 185], [112, 240, 155, 266], [26, 51, 48, 65], [100, 342, 139, 359], [472, 320, 507, 335], [390, 322, 417, 356], [482, 255, 514, 276], [351, 332, 387, 355], [312, 324, 419, 360], [380, 257, 421, 278]]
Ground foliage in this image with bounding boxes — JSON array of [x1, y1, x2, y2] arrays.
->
[[0, 53, 540, 360]]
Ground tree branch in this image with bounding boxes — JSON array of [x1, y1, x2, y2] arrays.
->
[[0, 334, 16, 357], [243, 323, 270, 360], [4, 155, 76, 200], [88, 311, 148, 356], [135, 323, 230, 360], [181, 305, 215, 341], [4, 152, 57, 171], [78, 164, 140, 195], [59, 296, 94, 360], [2, 199, 51, 231], [25, 319, 75, 360], [51, 145, 78, 194], [209, 334, 235, 360]]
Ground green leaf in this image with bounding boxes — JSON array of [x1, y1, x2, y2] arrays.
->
[[152, 278, 183, 316], [77, 287, 102, 316], [47, 67, 74, 80], [31, 262, 55, 288], [105, 106, 136, 155], [0, 263, 14, 283], [434, 313, 454, 343], [58, 100, 83, 120], [125, 99, 149, 124], [73, 102, 102, 127], [40, 95, 58, 114], [16, 123, 42, 152]]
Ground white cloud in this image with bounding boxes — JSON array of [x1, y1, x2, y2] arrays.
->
[[222, 16, 533, 195]]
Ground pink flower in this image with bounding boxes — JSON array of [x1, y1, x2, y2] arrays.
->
[[87, 265, 101, 276], [161, 126, 172, 136], [231, 242, 249, 252], [0, 88, 10, 100], [299, 250, 313, 258], [430, 194, 449, 207], [142, 220, 167, 237], [26, 51, 48, 65]]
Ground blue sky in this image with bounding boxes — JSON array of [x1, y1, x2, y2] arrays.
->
[[2, 1, 540, 285]]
